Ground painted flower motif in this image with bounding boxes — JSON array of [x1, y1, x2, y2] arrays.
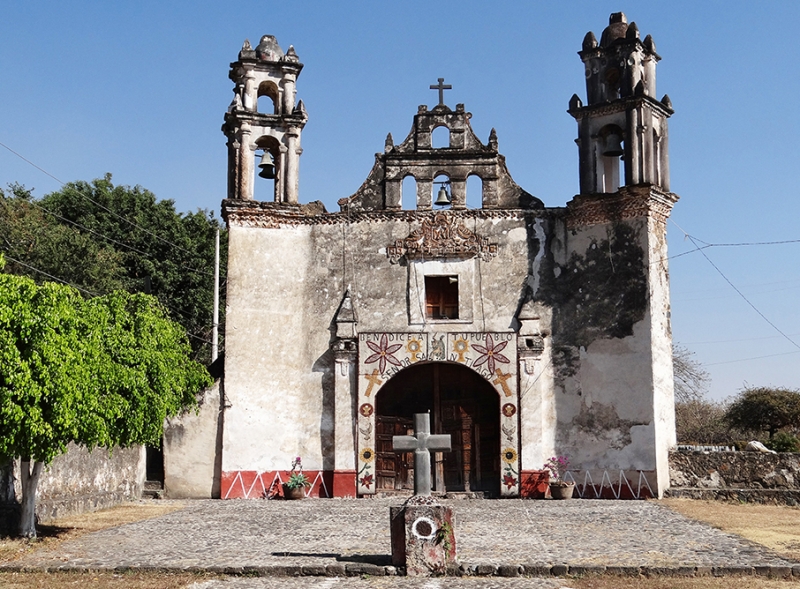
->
[[501, 403, 516, 418], [503, 474, 518, 489], [360, 447, 375, 463], [502, 447, 518, 464], [359, 403, 374, 417], [365, 334, 403, 373], [472, 334, 510, 374], [360, 473, 374, 489]]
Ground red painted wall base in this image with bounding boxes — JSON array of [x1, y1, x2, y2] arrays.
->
[[221, 470, 356, 499], [519, 470, 550, 498]]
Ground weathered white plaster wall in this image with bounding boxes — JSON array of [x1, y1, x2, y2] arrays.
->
[[163, 380, 223, 498]]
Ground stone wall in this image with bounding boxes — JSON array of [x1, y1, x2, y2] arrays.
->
[[668, 450, 800, 504], [1, 443, 145, 533]]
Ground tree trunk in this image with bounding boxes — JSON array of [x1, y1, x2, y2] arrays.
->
[[18, 459, 43, 538]]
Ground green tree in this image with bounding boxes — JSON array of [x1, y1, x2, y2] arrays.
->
[[0, 183, 127, 295], [0, 259, 211, 537], [725, 386, 800, 439], [1, 176, 227, 363]]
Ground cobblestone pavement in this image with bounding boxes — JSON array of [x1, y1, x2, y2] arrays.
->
[[188, 577, 571, 588], [4, 498, 798, 578]]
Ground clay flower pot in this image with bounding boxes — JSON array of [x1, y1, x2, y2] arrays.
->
[[549, 482, 575, 500], [282, 484, 306, 500]]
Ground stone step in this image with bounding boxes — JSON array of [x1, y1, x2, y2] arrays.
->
[[142, 480, 164, 499]]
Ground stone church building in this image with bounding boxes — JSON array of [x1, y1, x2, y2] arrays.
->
[[164, 13, 678, 500]]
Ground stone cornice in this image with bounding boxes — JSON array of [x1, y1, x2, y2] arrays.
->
[[565, 185, 679, 229], [222, 199, 556, 229]]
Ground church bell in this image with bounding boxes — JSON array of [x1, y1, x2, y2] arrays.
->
[[602, 132, 624, 157], [257, 151, 275, 179], [434, 185, 451, 206]]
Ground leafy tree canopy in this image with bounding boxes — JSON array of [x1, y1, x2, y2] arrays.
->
[[725, 386, 800, 439], [0, 263, 211, 536], [1, 176, 227, 363], [0, 269, 211, 463]]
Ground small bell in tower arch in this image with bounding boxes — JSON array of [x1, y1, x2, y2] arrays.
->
[[257, 151, 276, 179], [434, 183, 451, 206], [602, 132, 624, 157]]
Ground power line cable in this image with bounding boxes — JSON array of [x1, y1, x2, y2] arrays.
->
[[2, 254, 214, 345], [1, 140, 213, 261], [2, 254, 100, 297], [705, 350, 800, 367], [671, 220, 800, 353]]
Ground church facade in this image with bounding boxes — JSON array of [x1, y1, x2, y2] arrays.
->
[[181, 13, 678, 500]]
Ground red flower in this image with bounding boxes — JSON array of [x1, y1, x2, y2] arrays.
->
[[364, 334, 403, 373], [359, 474, 374, 489], [503, 474, 518, 489], [472, 334, 510, 374]]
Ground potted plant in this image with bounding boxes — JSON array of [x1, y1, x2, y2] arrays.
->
[[545, 455, 575, 500], [282, 456, 311, 500]]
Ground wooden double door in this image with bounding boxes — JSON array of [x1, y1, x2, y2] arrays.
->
[[375, 362, 500, 495]]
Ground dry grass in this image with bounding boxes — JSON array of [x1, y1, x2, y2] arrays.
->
[[660, 498, 800, 562], [0, 501, 186, 563], [569, 577, 800, 588], [0, 571, 212, 589]]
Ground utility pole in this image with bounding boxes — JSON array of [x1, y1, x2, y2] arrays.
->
[[212, 228, 220, 362]]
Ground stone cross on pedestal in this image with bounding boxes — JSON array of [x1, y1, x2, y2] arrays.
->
[[393, 413, 451, 496]]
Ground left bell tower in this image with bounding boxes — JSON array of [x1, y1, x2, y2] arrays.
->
[[222, 35, 307, 203]]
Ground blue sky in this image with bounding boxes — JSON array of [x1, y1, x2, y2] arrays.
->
[[2, 1, 798, 401]]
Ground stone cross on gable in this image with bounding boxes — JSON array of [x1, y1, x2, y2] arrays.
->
[[429, 78, 452, 106], [393, 413, 451, 496]]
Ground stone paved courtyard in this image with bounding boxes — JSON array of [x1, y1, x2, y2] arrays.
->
[[3, 497, 798, 581]]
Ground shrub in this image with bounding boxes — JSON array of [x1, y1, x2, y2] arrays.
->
[[765, 431, 800, 453]]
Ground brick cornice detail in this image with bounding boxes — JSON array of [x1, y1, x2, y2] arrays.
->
[[565, 186, 679, 229], [222, 199, 555, 229]]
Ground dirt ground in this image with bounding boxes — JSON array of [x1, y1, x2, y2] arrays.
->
[[659, 498, 800, 562]]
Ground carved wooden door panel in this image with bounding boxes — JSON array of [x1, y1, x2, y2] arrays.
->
[[440, 401, 475, 492], [375, 416, 413, 490]]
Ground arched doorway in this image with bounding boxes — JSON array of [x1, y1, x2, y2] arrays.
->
[[375, 362, 500, 496]]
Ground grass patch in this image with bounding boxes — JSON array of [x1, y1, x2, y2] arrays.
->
[[569, 577, 800, 589], [0, 571, 213, 589], [660, 498, 800, 562], [0, 500, 185, 563]]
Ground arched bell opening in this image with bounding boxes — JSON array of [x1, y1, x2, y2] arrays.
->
[[257, 81, 280, 114], [466, 173, 483, 209], [431, 124, 451, 149], [374, 361, 500, 496], [401, 174, 417, 211], [432, 172, 452, 209], [597, 124, 624, 193], [254, 135, 282, 202]]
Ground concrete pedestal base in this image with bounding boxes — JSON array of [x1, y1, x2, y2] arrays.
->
[[390, 502, 456, 576]]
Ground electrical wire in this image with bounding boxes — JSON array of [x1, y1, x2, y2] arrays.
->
[[2, 254, 214, 345], [2, 254, 100, 297], [0, 140, 213, 260], [671, 220, 800, 353]]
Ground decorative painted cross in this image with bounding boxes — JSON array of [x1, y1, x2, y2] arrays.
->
[[393, 413, 452, 496], [429, 78, 452, 106]]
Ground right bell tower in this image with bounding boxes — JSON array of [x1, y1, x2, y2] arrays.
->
[[569, 12, 673, 194]]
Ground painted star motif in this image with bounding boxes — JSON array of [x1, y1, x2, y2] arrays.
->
[[472, 334, 510, 374], [364, 333, 403, 373]]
